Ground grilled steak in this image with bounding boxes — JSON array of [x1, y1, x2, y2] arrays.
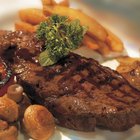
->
[[1, 31, 140, 131]]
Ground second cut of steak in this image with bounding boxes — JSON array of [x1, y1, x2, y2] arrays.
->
[[1, 31, 140, 131]]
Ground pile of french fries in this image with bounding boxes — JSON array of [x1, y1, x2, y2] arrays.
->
[[15, 0, 124, 55]]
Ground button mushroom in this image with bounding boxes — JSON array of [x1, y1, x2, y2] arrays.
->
[[18, 93, 31, 119], [6, 84, 23, 103], [22, 105, 55, 140], [0, 97, 19, 122], [0, 120, 8, 131], [6, 84, 31, 119], [0, 121, 18, 140]]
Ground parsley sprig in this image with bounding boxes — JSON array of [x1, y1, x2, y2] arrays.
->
[[37, 15, 87, 66]]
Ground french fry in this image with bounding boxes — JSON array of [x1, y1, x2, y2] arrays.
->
[[43, 5, 108, 41], [106, 29, 124, 52], [15, 21, 37, 33], [41, 0, 52, 6], [41, 0, 69, 7], [52, 0, 69, 7], [96, 41, 111, 55], [19, 8, 48, 25], [83, 35, 99, 50]]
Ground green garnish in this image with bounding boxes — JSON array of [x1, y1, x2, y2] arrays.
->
[[37, 14, 87, 66]]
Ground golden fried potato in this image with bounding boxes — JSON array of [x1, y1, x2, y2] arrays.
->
[[19, 8, 48, 25], [43, 5, 108, 41], [41, 0, 52, 6], [23, 105, 55, 140], [15, 21, 37, 33], [42, 0, 69, 6], [96, 40, 111, 55], [83, 35, 99, 50], [106, 29, 124, 52], [52, 0, 69, 6]]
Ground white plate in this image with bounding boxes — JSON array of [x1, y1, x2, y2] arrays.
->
[[0, 0, 140, 140]]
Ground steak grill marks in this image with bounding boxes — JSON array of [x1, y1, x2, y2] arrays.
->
[[41, 54, 140, 106]]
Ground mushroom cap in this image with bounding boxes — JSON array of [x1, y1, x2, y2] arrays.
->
[[0, 125, 18, 140], [23, 105, 55, 140], [0, 97, 19, 122], [7, 84, 23, 103]]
